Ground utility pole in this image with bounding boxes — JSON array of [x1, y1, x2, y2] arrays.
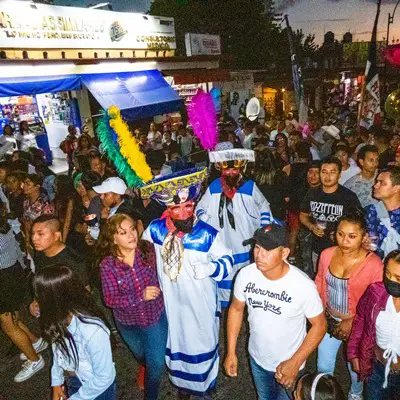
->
[[384, 0, 400, 97]]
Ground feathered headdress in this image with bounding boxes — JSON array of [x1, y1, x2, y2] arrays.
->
[[96, 114, 143, 187], [140, 167, 208, 206], [108, 106, 153, 183], [188, 89, 218, 150]]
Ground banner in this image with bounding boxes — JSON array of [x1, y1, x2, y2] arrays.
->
[[285, 15, 308, 124], [0, 1, 176, 50], [185, 33, 221, 56], [343, 41, 386, 68]]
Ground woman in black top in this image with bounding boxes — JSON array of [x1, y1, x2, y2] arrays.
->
[[253, 149, 290, 222], [284, 142, 313, 259]]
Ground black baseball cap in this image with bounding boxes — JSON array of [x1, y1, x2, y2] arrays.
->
[[243, 224, 289, 250]]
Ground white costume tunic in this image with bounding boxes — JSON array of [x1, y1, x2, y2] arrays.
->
[[142, 218, 233, 395], [196, 178, 273, 307]]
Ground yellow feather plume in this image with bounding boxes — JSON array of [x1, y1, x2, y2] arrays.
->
[[107, 106, 153, 183]]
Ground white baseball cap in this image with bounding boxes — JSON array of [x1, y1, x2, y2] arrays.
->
[[93, 177, 127, 195], [322, 125, 341, 140]]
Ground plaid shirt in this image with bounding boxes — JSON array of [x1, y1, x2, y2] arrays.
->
[[100, 245, 164, 327], [23, 192, 54, 221]]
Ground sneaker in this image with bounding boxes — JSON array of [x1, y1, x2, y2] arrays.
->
[[137, 365, 145, 390], [20, 338, 48, 361], [348, 395, 363, 400], [14, 355, 45, 382]]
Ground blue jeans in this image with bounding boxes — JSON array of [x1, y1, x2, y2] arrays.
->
[[366, 361, 400, 400], [67, 376, 116, 399], [317, 333, 363, 396], [115, 311, 168, 400], [250, 357, 292, 400]]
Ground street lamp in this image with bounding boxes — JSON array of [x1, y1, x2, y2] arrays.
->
[[386, 0, 400, 48]]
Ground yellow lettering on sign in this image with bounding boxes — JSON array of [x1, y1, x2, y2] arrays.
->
[[0, 12, 13, 29]]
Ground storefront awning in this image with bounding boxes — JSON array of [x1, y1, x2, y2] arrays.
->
[[80, 70, 183, 120], [0, 75, 82, 97]]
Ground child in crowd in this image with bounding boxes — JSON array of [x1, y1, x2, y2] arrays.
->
[[294, 373, 345, 400]]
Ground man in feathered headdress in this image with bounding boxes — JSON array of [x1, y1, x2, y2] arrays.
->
[[196, 149, 273, 308], [141, 167, 233, 398]]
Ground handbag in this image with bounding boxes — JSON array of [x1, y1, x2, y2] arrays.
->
[[325, 311, 343, 340]]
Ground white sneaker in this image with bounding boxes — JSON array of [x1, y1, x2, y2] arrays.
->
[[14, 355, 45, 382], [348, 394, 363, 400], [20, 338, 48, 361]]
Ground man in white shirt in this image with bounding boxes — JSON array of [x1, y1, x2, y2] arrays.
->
[[335, 145, 361, 185], [242, 121, 256, 150], [269, 120, 288, 141], [224, 224, 326, 400], [344, 145, 379, 208]]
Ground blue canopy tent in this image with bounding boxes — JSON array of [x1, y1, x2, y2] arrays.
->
[[0, 70, 182, 120], [0, 74, 82, 97], [80, 69, 183, 120]]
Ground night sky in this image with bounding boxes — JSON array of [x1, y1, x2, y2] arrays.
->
[[54, 0, 400, 45]]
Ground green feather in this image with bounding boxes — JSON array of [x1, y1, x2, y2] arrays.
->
[[96, 116, 143, 187]]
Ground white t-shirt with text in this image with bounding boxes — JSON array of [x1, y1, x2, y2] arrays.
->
[[234, 263, 323, 372]]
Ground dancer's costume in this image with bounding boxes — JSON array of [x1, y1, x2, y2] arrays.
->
[[195, 149, 273, 307], [141, 168, 233, 395]]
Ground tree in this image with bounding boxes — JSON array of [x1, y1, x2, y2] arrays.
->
[[148, 0, 319, 71], [149, 0, 277, 69]]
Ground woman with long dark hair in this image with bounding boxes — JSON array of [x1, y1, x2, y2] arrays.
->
[[32, 265, 116, 400], [253, 148, 290, 222], [315, 212, 383, 400], [73, 135, 97, 173], [97, 213, 167, 400], [17, 121, 37, 151], [348, 250, 400, 399], [274, 131, 290, 168], [54, 175, 76, 243]]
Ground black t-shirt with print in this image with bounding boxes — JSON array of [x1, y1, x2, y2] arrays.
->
[[300, 185, 362, 254]]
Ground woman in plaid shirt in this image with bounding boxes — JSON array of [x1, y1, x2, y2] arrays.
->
[[98, 213, 167, 400]]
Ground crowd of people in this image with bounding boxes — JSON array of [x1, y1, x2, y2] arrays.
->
[[0, 108, 399, 400]]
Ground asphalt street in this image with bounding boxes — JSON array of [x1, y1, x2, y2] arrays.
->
[[0, 307, 351, 400]]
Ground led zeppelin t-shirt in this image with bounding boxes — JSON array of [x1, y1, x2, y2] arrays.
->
[[300, 185, 362, 253], [234, 263, 323, 372]]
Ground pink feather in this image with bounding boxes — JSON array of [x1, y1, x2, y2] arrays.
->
[[187, 89, 218, 150]]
